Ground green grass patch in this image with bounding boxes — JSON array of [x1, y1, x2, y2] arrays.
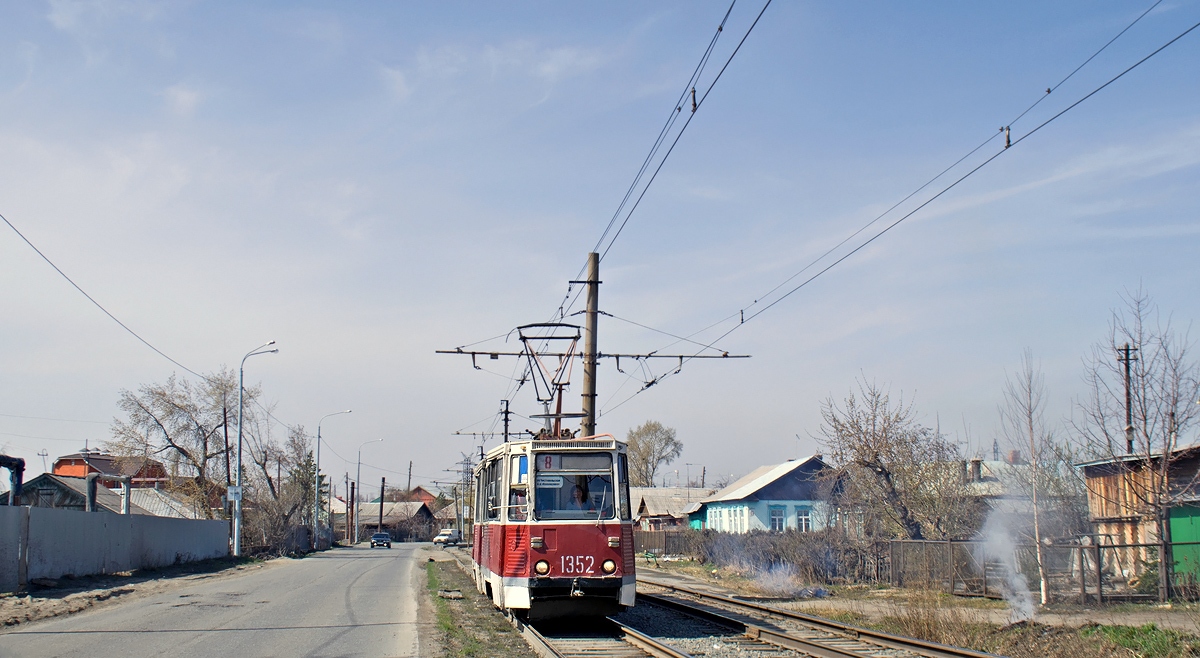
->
[[425, 562, 484, 655], [425, 560, 534, 657], [1081, 623, 1200, 658]]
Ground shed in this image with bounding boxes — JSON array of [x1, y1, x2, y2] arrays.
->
[[629, 487, 713, 531]]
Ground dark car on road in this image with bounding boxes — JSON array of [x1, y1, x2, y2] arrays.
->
[[370, 532, 392, 548]]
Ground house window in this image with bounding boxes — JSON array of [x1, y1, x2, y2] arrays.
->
[[796, 507, 811, 533], [769, 507, 785, 532]]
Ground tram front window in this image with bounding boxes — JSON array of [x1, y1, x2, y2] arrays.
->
[[533, 452, 615, 520]]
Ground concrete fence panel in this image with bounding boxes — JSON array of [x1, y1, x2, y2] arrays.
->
[[26, 507, 135, 581], [128, 515, 228, 568], [0, 506, 26, 593], [1, 507, 230, 593]]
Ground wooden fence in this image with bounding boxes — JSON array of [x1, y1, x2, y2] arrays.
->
[[634, 529, 690, 555], [891, 538, 1200, 602]]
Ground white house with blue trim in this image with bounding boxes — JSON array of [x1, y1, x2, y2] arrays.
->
[[701, 456, 832, 533]]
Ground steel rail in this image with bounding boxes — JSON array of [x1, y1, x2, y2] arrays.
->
[[508, 612, 694, 658], [638, 579, 1001, 658]]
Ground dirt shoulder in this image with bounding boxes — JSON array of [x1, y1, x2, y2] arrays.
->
[[0, 555, 274, 630]]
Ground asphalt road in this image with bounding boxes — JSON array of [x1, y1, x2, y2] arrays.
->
[[0, 543, 424, 658]]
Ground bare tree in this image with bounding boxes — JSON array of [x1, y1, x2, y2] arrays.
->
[[1072, 289, 1200, 600], [818, 379, 973, 540], [108, 370, 246, 517], [626, 421, 682, 487], [999, 349, 1052, 605]]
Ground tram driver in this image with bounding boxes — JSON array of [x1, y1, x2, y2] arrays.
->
[[565, 485, 594, 511]]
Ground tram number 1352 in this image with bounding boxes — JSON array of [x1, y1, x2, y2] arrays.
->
[[561, 555, 595, 575]]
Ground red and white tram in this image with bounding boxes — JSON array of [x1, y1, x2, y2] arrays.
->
[[471, 433, 635, 619]]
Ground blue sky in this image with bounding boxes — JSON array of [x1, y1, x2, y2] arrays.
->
[[1, 1, 1198, 492]]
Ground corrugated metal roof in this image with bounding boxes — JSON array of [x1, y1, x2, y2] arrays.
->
[[1075, 443, 1200, 468], [701, 456, 824, 503], [630, 487, 715, 519], [128, 488, 205, 518], [29, 474, 154, 514], [356, 501, 431, 524]]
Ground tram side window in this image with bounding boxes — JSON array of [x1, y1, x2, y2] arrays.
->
[[533, 452, 615, 520], [508, 455, 528, 521], [472, 468, 482, 523], [486, 460, 499, 520], [618, 453, 632, 520]]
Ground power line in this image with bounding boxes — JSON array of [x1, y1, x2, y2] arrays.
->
[[2, 211, 309, 437], [597, 0, 773, 265], [600, 14, 1200, 416], [1, 211, 210, 382], [550, 0, 765, 324], [719, 0, 1168, 327], [0, 412, 107, 425]]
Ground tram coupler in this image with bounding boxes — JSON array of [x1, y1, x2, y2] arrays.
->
[[570, 578, 584, 597]]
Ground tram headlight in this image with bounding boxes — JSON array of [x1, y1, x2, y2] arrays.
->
[[601, 559, 617, 574], [534, 560, 550, 576]]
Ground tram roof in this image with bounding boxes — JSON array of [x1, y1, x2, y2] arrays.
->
[[480, 435, 623, 459]]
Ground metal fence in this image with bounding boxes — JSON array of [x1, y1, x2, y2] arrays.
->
[[891, 539, 1200, 602], [634, 530, 690, 556]]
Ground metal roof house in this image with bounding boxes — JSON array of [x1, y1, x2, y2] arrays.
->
[[356, 501, 436, 540], [629, 487, 714, 531], [702, 456, 833, 533], [8, 474, 153, 514], [52, 449, 169, 490]]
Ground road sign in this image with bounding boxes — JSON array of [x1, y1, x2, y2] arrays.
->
[[227, 486, 242, 501]]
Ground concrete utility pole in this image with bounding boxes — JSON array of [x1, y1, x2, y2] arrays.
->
[[234, 341, 277, 557], [1119, 342, 1139, 453], [580, 252, 600, 437], [315, 410, 352, 550], [355, 438, 382, 543]]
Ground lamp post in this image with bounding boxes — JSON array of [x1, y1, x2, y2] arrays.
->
[[233, 340, 278, 557], [314, 410, 351, 550], [355, 438, 383, 544]]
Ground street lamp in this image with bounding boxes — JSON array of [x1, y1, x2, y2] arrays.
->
[[314, 410, 351, 550], [355, 438, 383, 544], [233, 340, 278, 557]]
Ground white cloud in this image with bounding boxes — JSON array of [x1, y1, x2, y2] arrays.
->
[[379, 66, 411, 103], [162, 82, 201, 116]]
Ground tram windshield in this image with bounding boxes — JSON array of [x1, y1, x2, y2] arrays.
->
[[533, 452, 615, 520]]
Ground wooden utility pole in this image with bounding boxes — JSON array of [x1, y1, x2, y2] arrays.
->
[[349, 481, 356, 543], [407, 461, 412, 492], [580, 252, 600, 437], [379, 477, 386, 532], [1118, 342, 1138, 453]]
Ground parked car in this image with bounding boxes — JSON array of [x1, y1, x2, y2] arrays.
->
[[370, 532, 392, 549], [433, 529, 461, 546]]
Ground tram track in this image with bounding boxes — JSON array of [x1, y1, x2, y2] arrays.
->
[[635, 577, 1002, 658], [511, 614, 695, 658]]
